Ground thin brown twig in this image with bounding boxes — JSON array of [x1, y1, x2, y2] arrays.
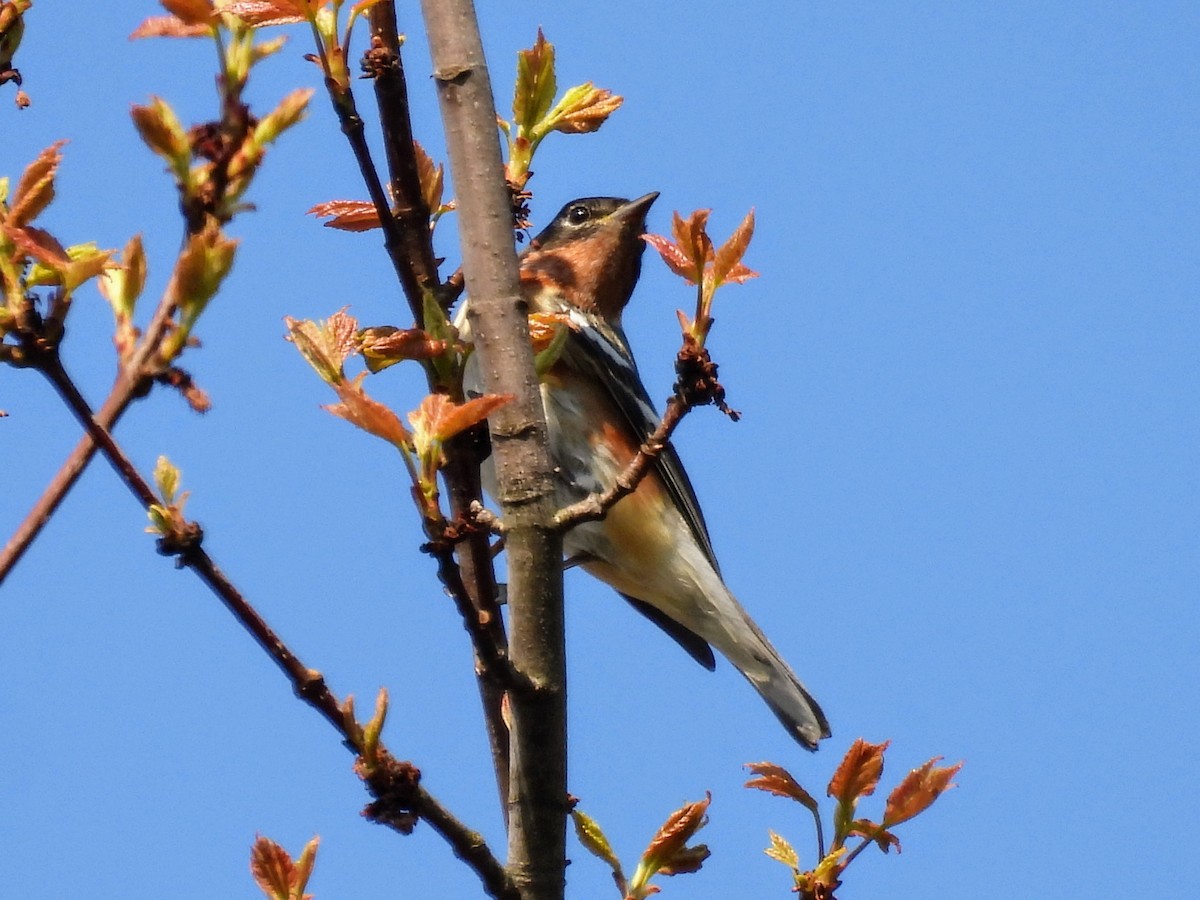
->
[[332, 4, 514, 808], [322, 56, 428, 326], [0, 265, 185, 584], [554, 396, 688, 530], [28, 350, 519, 899], [365, 5, 441, 298]]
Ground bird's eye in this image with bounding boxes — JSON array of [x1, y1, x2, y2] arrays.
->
[[567, 205, 590, 225]]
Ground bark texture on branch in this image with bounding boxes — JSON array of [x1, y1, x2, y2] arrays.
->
[[419, 2, 568, 897]]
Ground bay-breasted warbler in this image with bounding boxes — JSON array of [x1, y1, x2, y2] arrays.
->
[[464, 193, 830, 748]]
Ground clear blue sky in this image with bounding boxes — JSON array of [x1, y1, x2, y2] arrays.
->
[[3, 2, 1197, 898]]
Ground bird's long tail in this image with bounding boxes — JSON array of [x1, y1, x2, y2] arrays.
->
[[689, 578, 831, 750], [729, 608, 831, 749]]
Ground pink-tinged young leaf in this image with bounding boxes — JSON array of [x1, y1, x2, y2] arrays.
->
[[671, 209, 713, 282], [130, 15, 211, 38], [307, 199, 380, 232], [412, 141, 445, 215], [159, 0, 216, 26], [4, 224, 68, 270], [285, 309, 359, 384], [292, 837, 320, 899], [9, 140, 65, 228], [744, 761, 820, 814], [828, 738, 890, 805], [249, 835, 294, 900], [326, 374, 411, 449], [882, 758, 963, 827], [360, 325, 446, 373], [849, 817, 901, 854], [639, 792, 710, 873], [721, 260, 759, 285], [222, 0, 308, 26], [642, 233, 698, 285], [711, 208, 756, 287], [408, 392, 513, 446]]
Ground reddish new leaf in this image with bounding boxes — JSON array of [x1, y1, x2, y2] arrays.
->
[[849, 817, 901, 854], [360, 325, 446, 363], [671, 208, 713, 282], [642, 233, 697, 285], [9, 140, 65, 228], [711, 208, 758, 286], [4, 224, 68, 269], [222, 0, 308, 26], [409, 393, 513, 445], [883, 758, 963, 827], [640, 793, 710, 870], [307, 199, 381, 232], [745, 761, 820, 813], [159, 0, 216, 26], [550, 84, 623, 135], [828, 738, 890, 804], [327, 374, 411, 448], [249, 835, 294, 900], [130, 15, 211, 38], [412, 141, 445, 215]]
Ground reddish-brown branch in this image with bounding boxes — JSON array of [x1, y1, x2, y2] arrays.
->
[[24, 351, 518, 899], [554, 396, 688, 530], [0, 260, 187, 584], [349, 4, 513, 805], [554, 339, 735, 531]]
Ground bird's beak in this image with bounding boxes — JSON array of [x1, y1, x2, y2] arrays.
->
[[616, 191, 659, 227]]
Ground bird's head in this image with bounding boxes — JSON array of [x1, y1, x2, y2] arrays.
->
[[520, 192, 659, 321]]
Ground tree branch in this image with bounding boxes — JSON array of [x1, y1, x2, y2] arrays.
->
[[29, 352, 518, 899], [351, 3, 514, 810], [420, 2, 568, 896], [0, 239, 195, 584], [554, 396, 688, 530]]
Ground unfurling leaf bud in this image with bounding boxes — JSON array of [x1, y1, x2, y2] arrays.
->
[[543, 83, 623, 137], [131, 97, 192, 178], [99, 235, 148, 321], [7, 140, 66, 229], [285, 309, 360, 385], [512, 29, 556, 134], [252, 87, 314, 147]]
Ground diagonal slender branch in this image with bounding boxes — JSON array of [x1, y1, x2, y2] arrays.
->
[[32, 353, 518, 899], [555, 339, 737, 531], [0, 253, 192, 584], [554, 396, 688, 530]]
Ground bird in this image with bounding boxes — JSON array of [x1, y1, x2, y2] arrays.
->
[[464, 193, 830, 749]]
